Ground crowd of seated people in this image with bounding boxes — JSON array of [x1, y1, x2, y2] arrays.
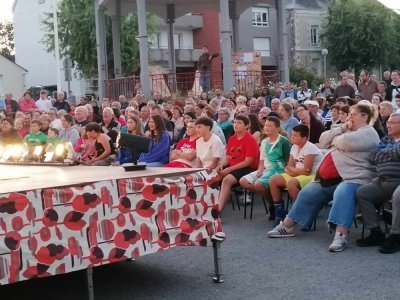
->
[[1, 69, 400, 254]]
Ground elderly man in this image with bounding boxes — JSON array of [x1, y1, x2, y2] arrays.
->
[[152, 92, 165, 105], [280, 82, 297, 100], [53, 92, 71, 112], [3, 92, 18, 118], [236, 105, 250, 116], [74, 106, 89, 129], [258, 107, 271, 127], [271, 98, 281, 113], [249, 98, 260, 114], [356, 113, 400, 254]]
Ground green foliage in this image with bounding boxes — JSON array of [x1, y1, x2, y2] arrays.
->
[[289, 67, 323, 91], [321, 0, 400, 72], [40, 0, 156, 78], [0, 21, 14, 61]]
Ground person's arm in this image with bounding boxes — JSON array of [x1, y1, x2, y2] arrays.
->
[[334, 126, 379, 152], [89, 136, 111, 163], [175, 150, 196, 161], [287, 154, 316, 176], [373, 142, 400, 164], [219, 157, 255, 177], [70, 129, 80, 146], [139, 133, 170, 163], [216, 155, 230, 173]]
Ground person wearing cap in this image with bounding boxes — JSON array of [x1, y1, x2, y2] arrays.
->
[[354, 92, 364, 102], [297, 80, 312, 103], [18, 91, 37, 113], [36, 90, 53, 112], [304, 100, 325, 124]]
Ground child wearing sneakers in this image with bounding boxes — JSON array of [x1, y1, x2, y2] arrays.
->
[[268, 124, 322, 225], [239, 116, 291, 220]]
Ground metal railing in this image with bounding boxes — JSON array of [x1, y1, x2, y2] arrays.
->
[[105, 70, 279, 100]]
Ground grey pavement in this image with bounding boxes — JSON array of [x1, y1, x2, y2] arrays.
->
[[1, 196, 400, 300]]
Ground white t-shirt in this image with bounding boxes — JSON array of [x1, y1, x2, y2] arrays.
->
[[36, 99, 53, 112], [196, 133, 225, 168], [290, 141, 322, 173]]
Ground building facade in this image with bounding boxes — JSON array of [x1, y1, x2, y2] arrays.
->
[[0, 54, 28, 99], [12, 0, 86, 97], [287, 0, 329, 77]]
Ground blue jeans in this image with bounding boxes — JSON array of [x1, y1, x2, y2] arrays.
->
[[200, 71, 211, 93], [288, 181, 361, 230]]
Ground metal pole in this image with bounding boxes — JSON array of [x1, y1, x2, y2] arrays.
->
[[219, 0, 233, 91], [277, 0, 289, 82], [112, 0, 122, 78], [323, 55, 326, 79], [212, 240, 224, 283], [53, 4, 62, 93], [94, 0, 107, 102], [136, 0, 151, 99], [166, 3, 177, 92]]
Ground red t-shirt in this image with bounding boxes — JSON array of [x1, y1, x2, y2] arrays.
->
[[318, 153, 340, 179], [175, 137, 198, 152], [226, 132, 259, 169]]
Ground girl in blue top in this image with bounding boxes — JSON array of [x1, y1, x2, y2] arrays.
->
[[138, 115, 170, 167]]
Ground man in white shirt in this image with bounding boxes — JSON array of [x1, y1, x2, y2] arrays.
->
[[195, 117, 225, 170], [36, 90, 53, 112]]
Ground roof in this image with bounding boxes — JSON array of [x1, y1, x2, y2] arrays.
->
[[285, 0, 328, 10], [0, 54, 28, 72]]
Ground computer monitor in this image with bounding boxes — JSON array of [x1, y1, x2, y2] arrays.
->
[[118, 133, 151, 170]]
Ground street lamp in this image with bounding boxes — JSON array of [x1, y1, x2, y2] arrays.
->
[[321, 48, 328, 79]]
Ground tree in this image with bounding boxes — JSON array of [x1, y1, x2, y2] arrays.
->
[[0, 21, 14, 61], [321, 0, 400, 73], [40, 0, 155, 79]]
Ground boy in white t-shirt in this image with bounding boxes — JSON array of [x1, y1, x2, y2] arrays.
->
[[269, 124, 322, 224], [194, 117, 225, 170]]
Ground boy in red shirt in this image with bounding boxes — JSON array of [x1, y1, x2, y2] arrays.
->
[[216, 115, 259, 211]]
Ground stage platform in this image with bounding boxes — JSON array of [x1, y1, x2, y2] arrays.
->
[[0, 165, 205, 193]]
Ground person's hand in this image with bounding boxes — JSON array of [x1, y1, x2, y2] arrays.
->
[[112, 161, 120, 166], [342, 118, 353, 132], [102, 126, 109, 134], [256, 169, 263, 178], [219, 167, 230, 177], [216, 164, 224, 173]]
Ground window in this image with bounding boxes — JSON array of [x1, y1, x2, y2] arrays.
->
[[149, 33, 161, 49], [174, 33, 182, 49], [310, 25, 319, 47], [252, 7, 269, 27], [253, 37, 270, 57]]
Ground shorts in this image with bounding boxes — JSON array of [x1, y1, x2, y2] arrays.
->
[[281, 173, 315, 189], [257, 168, 285, 188], [229, 167, 256, 182], [241, 170, 267, 184]]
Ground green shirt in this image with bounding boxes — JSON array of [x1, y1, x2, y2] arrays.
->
[[24, 132, 49, 148]]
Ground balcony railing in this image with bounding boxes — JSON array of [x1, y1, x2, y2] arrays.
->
[[105, 70, 279, 100]]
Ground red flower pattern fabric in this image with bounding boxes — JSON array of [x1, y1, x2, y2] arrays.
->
[[0, 171, 223, 285]]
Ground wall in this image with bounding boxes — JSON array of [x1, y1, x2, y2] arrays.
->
[[0, 55, 27, 99], [237, 5, 279, 69], [13, 0, 86, 96]]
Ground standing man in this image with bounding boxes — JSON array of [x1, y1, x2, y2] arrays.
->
[[385, 70, 400, 110], [198, 46, 219, 93], [334, 73, 355, 100], [358, 70, 378, 101]]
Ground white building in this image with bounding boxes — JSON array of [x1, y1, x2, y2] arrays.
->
[[0, 54, 28, 99], [12, 0, 86, 97]]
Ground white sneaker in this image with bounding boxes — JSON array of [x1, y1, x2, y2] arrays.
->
[[329, 232, 347, 252], [239, 194, 252, 206], [267, 221, 295, 238]]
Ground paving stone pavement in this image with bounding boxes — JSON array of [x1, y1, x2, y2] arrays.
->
[[1, 196, 399, 300]]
